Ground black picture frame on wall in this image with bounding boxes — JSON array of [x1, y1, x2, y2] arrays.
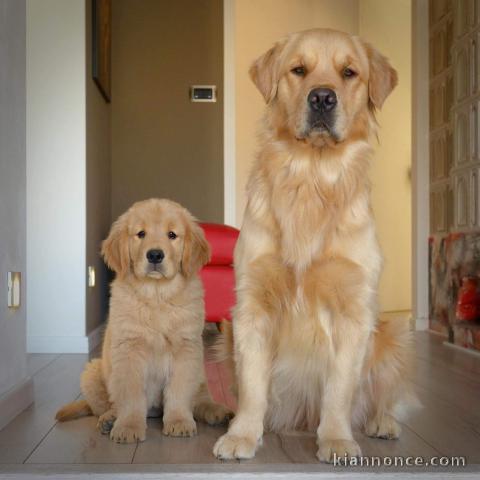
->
[[92, 0, 111, 102]]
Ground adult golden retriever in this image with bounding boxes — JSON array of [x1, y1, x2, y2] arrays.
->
[[56, 198, 231, 443], [213, 29, 415, 462]]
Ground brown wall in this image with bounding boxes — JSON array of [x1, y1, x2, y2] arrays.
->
[[86, 0, 112, 334], [111, 0, 224, 222]]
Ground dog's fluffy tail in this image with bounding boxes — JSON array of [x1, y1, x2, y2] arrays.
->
[[55, 399, 92, 422], [370, 315, 421, 419], [211, 320, 237, 398]]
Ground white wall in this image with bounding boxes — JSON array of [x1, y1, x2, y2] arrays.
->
[[0, 0, 33, 429], [26, 0, 87, 352]]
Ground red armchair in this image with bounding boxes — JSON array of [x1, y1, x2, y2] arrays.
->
[[199, 223, 240, 325]]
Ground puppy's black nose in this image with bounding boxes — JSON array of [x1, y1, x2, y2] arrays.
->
[[308, 88, 337, 113], [146, 249, 164, 264]]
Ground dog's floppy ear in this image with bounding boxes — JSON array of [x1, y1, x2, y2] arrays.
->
[[363, 41, 398, 110], [181, 218, 211, 278], [249, 38, 287, 103], [101, 213, 130, 278]]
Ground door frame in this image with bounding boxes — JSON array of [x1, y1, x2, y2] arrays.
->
[[223, 0, 236, 227], [412, 0, 430, 330]]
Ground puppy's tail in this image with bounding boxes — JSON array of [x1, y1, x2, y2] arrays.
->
[[55, 358, 109, 422], [55, 400, 92, 422]]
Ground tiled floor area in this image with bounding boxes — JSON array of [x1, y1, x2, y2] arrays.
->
[[0, 329, 480, 477]]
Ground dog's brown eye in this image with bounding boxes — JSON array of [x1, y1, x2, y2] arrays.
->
[[343, 67, 357, 78], [291, 66, 306, 76], [137, 230, 146, 239], [168, 231, 177, 240]]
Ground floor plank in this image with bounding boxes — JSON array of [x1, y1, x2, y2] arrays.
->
[[413, 356, 480, 430], [0, 354, 87, 463], [415, 332, 480, 381], [133, 419, 226, 464], [26, 417, 136, 464], [403, 383, 480, 462], [27, 353, 59, 377], [2, 331, 480, 469]]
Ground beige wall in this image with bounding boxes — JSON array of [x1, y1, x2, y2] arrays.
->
[[359, 0, 412, 311], [234, 0, 359, 222], [86, 0, 112, 334], [111, 0, 224, 222], [233, 0, 412, 312]]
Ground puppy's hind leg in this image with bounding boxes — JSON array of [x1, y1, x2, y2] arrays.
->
[[193, 382, 233, 426], [55, 358, 110, 423]]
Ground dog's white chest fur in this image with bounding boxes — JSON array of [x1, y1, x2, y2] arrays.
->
[[268, 142, 373, 271]]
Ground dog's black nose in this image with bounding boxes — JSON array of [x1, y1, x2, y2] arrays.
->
[[308, 88, 337, 113], [146, 249, 165, 264]]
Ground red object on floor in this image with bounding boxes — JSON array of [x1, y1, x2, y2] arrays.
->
[[199, 223, 240, 323], [456, 276, 480, 322]]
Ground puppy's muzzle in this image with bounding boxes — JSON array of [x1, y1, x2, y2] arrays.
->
[[146, 249, 165, 265]]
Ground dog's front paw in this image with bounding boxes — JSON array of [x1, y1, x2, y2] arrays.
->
[[195, 401, 234, 426], [213, 433, 259, 460], [110, 420, 146, 443], [163, 417, 197, 437], [365, 414, 401, 439], [316, 438, 361, 464]]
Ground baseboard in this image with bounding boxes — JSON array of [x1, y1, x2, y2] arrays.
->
[[0, 377, 33, 431], [27, 335, 89, 353], [28, 324, 105, 354], [443, 341, 480, 358]]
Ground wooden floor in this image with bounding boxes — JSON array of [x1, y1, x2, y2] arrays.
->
[[1, 330, 480, 477]]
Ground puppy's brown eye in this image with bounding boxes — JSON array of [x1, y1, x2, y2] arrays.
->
[[343, 67, 357, 78], [168, 231, 177, 240], [137, 230, 146, 239], [291, 66, 306, 76]]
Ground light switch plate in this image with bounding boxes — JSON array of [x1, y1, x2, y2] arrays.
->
[[7, 272, 21, 308], [88, 266, 96, 287]]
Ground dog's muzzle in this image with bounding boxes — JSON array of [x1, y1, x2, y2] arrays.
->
[[306, 87, 337, 137]]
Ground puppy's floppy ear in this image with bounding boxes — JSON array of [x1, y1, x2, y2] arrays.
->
[[249, 38, 287, 103], [101, 213, 130, 278], [363, 41, 398, 110], [181, 218, 211, 278]]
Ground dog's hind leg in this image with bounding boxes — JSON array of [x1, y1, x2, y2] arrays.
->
[[193, 382, 233, 426]]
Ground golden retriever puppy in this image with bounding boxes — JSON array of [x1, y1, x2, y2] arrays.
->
[[56, 198, 231, 443], [213, 29, 415, 462]]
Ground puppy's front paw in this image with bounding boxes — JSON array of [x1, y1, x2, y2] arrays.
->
[[97, 410, 116, 435], [316, 438, 361, 464], [365, 414, 401, 439], [163, 417, 197, 437], [110, 420, 146, 443], [213, 433, 258, 460], [195, 401, 234, 426]]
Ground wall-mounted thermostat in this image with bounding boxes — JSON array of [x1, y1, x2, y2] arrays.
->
[[190, 85, 217, 102]]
